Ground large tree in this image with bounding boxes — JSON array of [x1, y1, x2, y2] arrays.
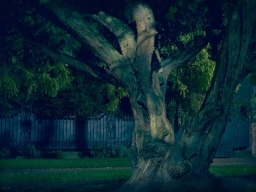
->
[[2, 0, 256, 191]]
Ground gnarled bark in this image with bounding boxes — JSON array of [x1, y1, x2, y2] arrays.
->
[[41, 0, 256, 191], [117, 1, 256, 191]]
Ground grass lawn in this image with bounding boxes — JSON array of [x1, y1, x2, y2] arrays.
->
[[209, 165, 256, 177], [0, 158, 256, 191], [0, 158, 130, 170], [235, 150, 256, 159]]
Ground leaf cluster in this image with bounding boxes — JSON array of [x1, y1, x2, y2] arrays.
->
[[0, 0, 228, 120]]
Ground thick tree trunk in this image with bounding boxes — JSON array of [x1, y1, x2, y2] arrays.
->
[[42, 0, 255, 191], [116, 1, 255, 191], [117, 84, 231, 192]]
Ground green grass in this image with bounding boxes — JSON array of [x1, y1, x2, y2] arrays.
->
[[0, 158, 130, 170], [0, 169, 132, 183], [235, 150, 256, 159], [1, 159, 256, 191], [209, 165, 256, 177], [0, 169, 131, 192], [0, 166, 255, 184]]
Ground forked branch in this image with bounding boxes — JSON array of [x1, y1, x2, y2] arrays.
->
[[9, 11, 117, 84], [93, 12, 136, 63], [159, 37, 207, 81], [132, 3, 157, 88], [44, 0, 124, 70], [42, 46, 117, 84]]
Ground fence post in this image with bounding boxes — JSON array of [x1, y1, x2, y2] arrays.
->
[[106, 113, 116, 148], [21, 105, 32, 146]]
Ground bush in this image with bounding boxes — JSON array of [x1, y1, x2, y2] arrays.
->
[[78, 150, 92, 158], [90, 144, 115, 158], [12, 144, 41, 159], [117, 144, 130, 158], [55, 150, 65, 159], [90, 144, 103, 158], [41, 150, 64, 159], [0, 147, 11, 159], [28, 145, 41, 159], [90, 143, 131, 158]]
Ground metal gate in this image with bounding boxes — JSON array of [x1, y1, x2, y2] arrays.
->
[[215, 78, 253, 157], [0, 111, 134, 151], [0, 79, 253, 156]]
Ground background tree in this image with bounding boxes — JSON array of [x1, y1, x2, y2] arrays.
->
[[0, 0, 128, 118], [1, 0, 256, 191]]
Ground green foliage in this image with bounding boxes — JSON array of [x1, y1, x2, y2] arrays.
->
[[39, 0, 50, 4], [117, 144, 131, 158], [166, 45, 216, 128], [54, 150, 65, 159], [13, 145, 41, 159], [0, 45, 74, 114], [0, 74, 19, 98], [186, 45, 216, 93], [157, 0, 218, 129], [0, 0, 80, 114], [106, 86, 129, 113], [90, 144, 112, 158], [32, 71, 111, 118], [157, 0, 222, 129], [166, 6, 178, 20], [27, 145, 41, 159], [41, 150, 65, 159], [0, 0, 225, 123], [90, 144, 130, 158], [0, 148, 11, 160]]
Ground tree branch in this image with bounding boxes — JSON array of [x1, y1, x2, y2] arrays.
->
[[132, 3, 157, 90], [200, 0, 256, 113], [154, 48, 162, 63], [41, 46, 118, 84], [9, 12, 118, 85], [159, 37, 207, 81], [44, 0, 124, 70], [93, 12, 136, 63]]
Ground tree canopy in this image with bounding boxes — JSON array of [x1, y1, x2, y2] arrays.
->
[[1, 0, 227, 118], [0, 0, 256, 190]]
